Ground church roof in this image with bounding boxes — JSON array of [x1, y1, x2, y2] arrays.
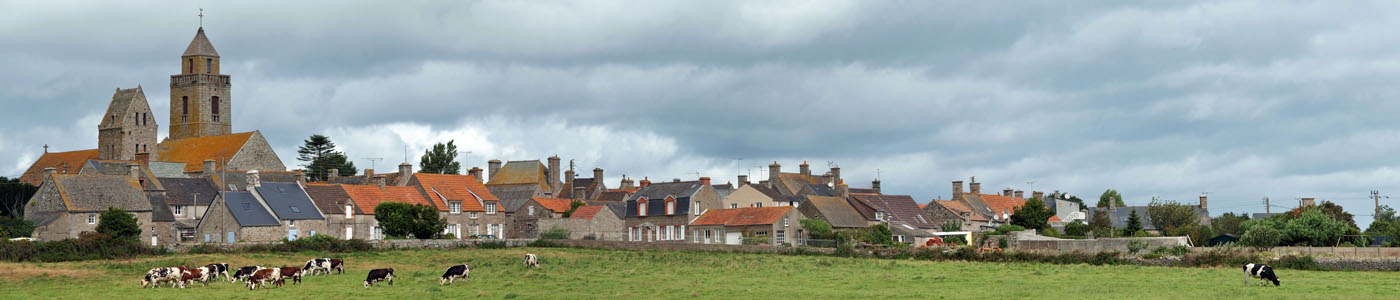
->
[[487, 160, 551, 190], [157, 131, 255, 172], [100, 87, 145, 129], [19, 149, 100, 186], [182, 27, 219, 57]]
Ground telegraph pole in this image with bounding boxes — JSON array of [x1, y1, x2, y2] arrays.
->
[[1374, 190, 1382, 218], [1264, 197, 1270, 214]]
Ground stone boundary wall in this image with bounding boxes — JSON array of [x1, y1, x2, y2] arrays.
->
[[1271, 246, 1400, 258], [550, 239, 836, 255], [1015, 237, 1189, 252], [167, 239, 537, 253]]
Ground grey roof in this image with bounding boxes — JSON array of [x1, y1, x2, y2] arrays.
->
[[501, 198, 531, 213], [850, 194, 937, 229], [147, 162, 188, 178], [223, 192, 280, 227], [801, 195, 868, 228], [254, 182, 324, 220], [183, 27, 220, 57], [51, 174, 152, 212], [159, 177, 218, 206], [712, 184, 735, 198], [804, 184, 836, 197], [624, 181, 705, 218], [27, 211, 63, 227], [99, 87, 142, 128], [488, 185, 538, 202], [587, 201, 627, 218], [303, 184, 350, 215], [218, 171, 299, 191], [147, 194, 176, 222]]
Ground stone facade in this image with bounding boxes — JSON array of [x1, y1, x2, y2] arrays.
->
[[168, 28, 232, 140], [922, 201, 967, 230], [225, 131, 287, 172], [537, 208, 625, 241], [194, 194, 285, 243], [98, 87, 158, 161]]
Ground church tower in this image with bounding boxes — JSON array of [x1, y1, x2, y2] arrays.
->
[[168, 27, 231, 140], [98, 86, 158, 160]]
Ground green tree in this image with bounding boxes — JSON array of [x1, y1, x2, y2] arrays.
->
[[940, 220, 962, 232], [1064, 195, 1085, 207], [1284, 209, 1350, 247], [297, 135, 357, 181], [1122, 210, 1143, 236], [1240, 225, 1283, 249], [1090, 209, 1115, 238], [1146, 199, 1199, 232], [1314, 201, 1358, 230], [561, 200, 584, 218], [418, 140, 462, 175], [1064, 220, 1091, 237], [0, 216, 36, 238], [374, 202, 446, 239], [1367, 205, 1396, 234], [0, 176, 38, 218], [1010, 197, 1053, 230], [1211, 212, 1251, 236], [801, 219, 835, 239], [96, 207, 141, 240], [856, 223, 893, 246], [1097, 189, 1125, 208]]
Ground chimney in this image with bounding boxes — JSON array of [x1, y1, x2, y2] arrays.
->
[[621, 177, 634, 189], [1002, 188, 1012, 196], [673, 178, 681, 183], [1015, 190, 1025, 199], [295, 170, 307, 185], [1032, 191, 1044, 200], [203, 160, 217, 177], [1109, 195, 1117, 209], [799, 161, 810, 177], [364, 169, 374, 177], [837, 183, 849, 200], [374, 176, 386, 189], [327, 168, 339, 180], [872, 179, 882, 194], [245, 170, 260, 190], [699, 177, 711, 186], [830, 166, 841, 187], [952, 181, 964, 201], [1199, 194, 1208, 210], [593, 168, 604, 182], [468, 167, 484, 183], [573, 187, 585, 202], [128, 164, 141, 180], [639, 177, 651, 188], [565, 170, 576, 188], [738, 175, 749, 186], [1302, 197, 1315, 208], [970, 181, 981, 195], [548, 156, 561, 194], [768, 162, 781, 188], [43, 167, 57, 178], [398, 163, 412, 179], [487, 159, 502, 181], [135, 152, 150, 166]]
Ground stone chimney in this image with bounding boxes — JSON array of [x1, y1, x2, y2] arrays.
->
[[548, 156, 562, 194], [374, 176, 386, 189], [128, 164, 141, 180], [699, 177, 711, 186], [135, 152, 150, 166], [952, 181, 964, 201], [398, 163, 412, 179], [738, 175, 749, 186], [1015, 190, 1025, 199], [969, 181, 981, 195], [203, 160, 218, 177], [565, 170, 576, 188], [573, 187, 585, 202], [468, 167, 484, 183], [621, 177, 634, 189], [295, 170, 307, 185], [830, 166, 841, 187], [673, 178, 681, 183], [1302, 197, 1315, 208], [799, 161, 810, 177], [593, 168, 604, 181], [246, 170, 260, 190], [1033, 191, 1044, 201], [639, 177, 651, 188], [43, 167, 57, 178], [1199, 194, 1208, 210], [487, 159, 502, 181], [837, 183, 849, 200], [872, 179, 882, 194], [1003, 188, 1013, 196], [768, 162, 781, 188], [328, 168, 339, 180], [364, 169, 374, 177]]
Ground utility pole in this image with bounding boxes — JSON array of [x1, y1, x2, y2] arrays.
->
[[1374, 190, 1383, 218], [1264, 197, 1270, 214]]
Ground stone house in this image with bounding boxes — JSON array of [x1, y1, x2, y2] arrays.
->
[[796, 193, 875, 230], [623, 178, 723, 243], [485, 157, 563, 198], [157, 177, 220, 241], [924, 199, 989, 231], [195, 190, 282, 243], [688, 206, 805, 246], [303, 183, 376, 240], [24, 169, 175, 245], [536, 205, 625, 241], [335, 184, 435, 240], [252, 181, 327, 240], [408, 172, 505, 239], [922, 179, 1028, 231], [504, 197, 574, 238], [848, 193, 938, 243]]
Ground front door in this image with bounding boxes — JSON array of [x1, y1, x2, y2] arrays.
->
[[227, 232, 235, 243], [346, 226, 354, 240], [704, 230, 713, 244], [288, 229, 298, 241]]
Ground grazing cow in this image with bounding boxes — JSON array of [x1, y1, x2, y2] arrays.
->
[[329, 258, 345, 274], [246, 268, 282, 290], [204, 263, 230, 282], [363, 268, 394, 288], [141, 267, 182, 288], [302, 258, 332, 276], [233, 266, 264, 282], [180, 267, 210, 288], [1243, 263, 1281, 286], [439, 264, 470, 286], [524, 253, 540, 268], [276, 266, 302, 286]]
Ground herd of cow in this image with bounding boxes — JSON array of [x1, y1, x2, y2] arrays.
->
[[139, 253, 543, 291]]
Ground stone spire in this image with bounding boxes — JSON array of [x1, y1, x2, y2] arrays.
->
[[183, 27, 220, 57]]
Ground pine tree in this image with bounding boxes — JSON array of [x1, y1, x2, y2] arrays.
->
[[1123, 210, 1143, 236], [297, 135, 356, 181], [419, 140, 462, 175]]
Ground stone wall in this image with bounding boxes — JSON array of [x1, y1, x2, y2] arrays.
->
[[551, 239, 835, 255], [167, 238, 537, 253], [227, 131, 286, 172], [1015, 236, 1189, 252], [1271, 247, 1400, 258], [538, 217, 626, 241]]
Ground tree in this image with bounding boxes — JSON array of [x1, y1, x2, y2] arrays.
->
[[1309, 201, 1358, 230], [1064, 195, 1085, 207], [1064, 220, 1091, 237], [856, 224, 893, 246], [419, 140, 462, 175], [0, 177, 38, 218], [0, 216, 35, 238], [940, 220, 962, 232], [801, 219, 835, 240], [1122, 210, 1143, 236], [1211, 212, 1251, 236], [1146, 199, 1199, 232], [297, 135, 357, 181], [1284, 209, 1350, 247], [1010, 197, 1053, 230], [561, 200, 584, 218], [374, 202, 447, 239], [96, 207, 141, 240], [1240, 226, 1282, 249], [1097, 189, 1125, 208], [1090, 209, 1115, 238]]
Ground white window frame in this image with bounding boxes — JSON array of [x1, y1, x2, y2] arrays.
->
[[629, 227, 636, 241], [639, 201, 648, 217], [679, 225, 685, 240], [345, 204, 353, 219], [666, 201, 675, 215], [470, 212, 479, 219], [783, 216, 789, 227], [88, 214, 96, 224], [777, 230, 785, 244], [486, 203, 497, 214], [174, 206, 183, 215], [730, 203, 738, 209], [470, 224, 480, 236], [528, 205, 535, 216], [755, 202, 763, 208], [450, 201, 461, 214], [289, 220, 295, 226]]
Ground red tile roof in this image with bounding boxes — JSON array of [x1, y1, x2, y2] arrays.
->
[[690, 207, 792, 226], [1049, 215, 1062, 222], [980, 194, 1026, 215], [935, 200, 987, 222], [570, 205, 605, 219], [413, 173, 495, 212], [341, 184, 433, 215], [19, 149, 99, 185], [156, 131, 256, 172], [532, 197, 574, 213]]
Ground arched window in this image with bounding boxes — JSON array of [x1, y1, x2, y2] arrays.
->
[[638, 199, 648, 217], [211, 96, 220, 121], [665, 197, 676, 215]]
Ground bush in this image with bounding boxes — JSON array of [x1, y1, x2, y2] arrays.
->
[[1240, 226, 1283, 249], [802, 219, 835, 239], [0, 232, 167, 262], [1181, 247, 1256, 268], [942, 235, 967, 245], [1039, 227, 1059, 237], [856, 224, 893, 246], [1273, 255, 1320, 270], [96, 207, 141, 241], [540, 226, 569, 240], [997, 237, 1008, 248], [1126, 240, 1148, 254], [0, 216, 35, 238], [1010, 197, 1053, 230], [1064, 221, 1090, 237], [375, 202, 447, 239], [1148, 245, 1190, 257], [992, 225, 1025, 235]]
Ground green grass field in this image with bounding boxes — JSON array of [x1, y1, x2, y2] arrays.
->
[[1, 247, 1396, 299]]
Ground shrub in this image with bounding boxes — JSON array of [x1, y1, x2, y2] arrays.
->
[[1126, 240, 1148, 254], [1039, 227, 1059, 237], [540, 226, 570, 240], [802, 219, 835, 239], [1181, 247, 1256, 268], [1148, 245, 1190, 257], [997, 237, 1008, 248], [375, 202, 447, 239], [1273, 255, 1320, 270], [856, 224, 893, 246], [942, 235, 967, 245], [1064, 220, 1090, 237], [992, 225, 1025, 235], [0, 232, 167, 262], [1240, 226, 1283, 250], [96, 207, 141, 241], [1010, 197, 1053, 230], [940, 220, 962, 232]]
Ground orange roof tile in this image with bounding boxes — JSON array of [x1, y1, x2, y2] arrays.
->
[[157, 132, 255, 172], [936, 200, 987, 222], [486, 160, 550, 190], [1049, 215, 1062, 222], [570, 206, 605, 219], [980, 194, 1026, 215], [413, 173, 495, 212], [341, 184, 434, 215], [690, 207, 792, 226], [532, 197, 574, 213], [19, 149, 99, 185]]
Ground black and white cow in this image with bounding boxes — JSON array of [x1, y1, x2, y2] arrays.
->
[[363, 268, 394, 288], [1243, 263, 1281, 286], [141, 267, 183, 288], [524, 253, 540, 268], [440, 264, 470, 286], [303, 258, 333, 276], [232, 266, 265, 282], [203, 263, 230, 282]]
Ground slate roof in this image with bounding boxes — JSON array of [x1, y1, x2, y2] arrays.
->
[[558, 177, 602, 199], [712, 184, 735, 198], [159, 177, 218, 206], [49, 174, 151, 212], [803, 195, 868, 228], [147, 194, 176, 222], [597, 190, 632, 202], [156, 132, 255, 172], [587, 201, 628, 219], [19, 149, 99, 185], [148, 162, 189, 178], [79, 160, 163, 190], [624, 181, 705, 218], [413, 173, 494, 212], [501, 198, 532, 213], [327, 172, 406, 186], [340, 185, 433, 215], [933, 200, 987, 222], [303, 184, 351, 215], [215, 170, 298, 191], [570, 206, 606, 220], [777, 173, 821, 195], [99, 87, 144, 128], [222, 191, 279, 226], [487, 160, 551, 190], [532, 197, 574, 213], [849, 188, 878, 195], [691, 207, 792, 226], [488, 184, 543, 202], [254, 182, 324, 220], [804, 184, 836, 197], [1086, 206, 1213, 231], [850, 194, 936, 229], [183, 27, 220, 57]]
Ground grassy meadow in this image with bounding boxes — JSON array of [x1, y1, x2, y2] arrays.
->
[[0, 247, 1396, 299]]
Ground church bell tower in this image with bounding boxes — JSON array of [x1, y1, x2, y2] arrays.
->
[[168, 26, 231, 140]]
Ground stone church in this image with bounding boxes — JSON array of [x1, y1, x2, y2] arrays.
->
[[20, 26, 285, 186]]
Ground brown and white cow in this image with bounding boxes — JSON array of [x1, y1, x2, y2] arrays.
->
[[140, 267, 182, 288], [245, 268, 282, 290], [329, 258, 345, 274], [180, 267, 210, 288], [275, 266, 302, 286]]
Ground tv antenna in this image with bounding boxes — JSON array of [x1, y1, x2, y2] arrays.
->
[[364, 157, 383, 170]]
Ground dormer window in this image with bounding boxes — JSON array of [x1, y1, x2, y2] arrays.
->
[[450, 201, 461, 214], [345, 204, 353, 218], [528, 205, 535, 216], [665, 198, 676, 215], [638, 199, 648, 217], [485, 202, 497, 214]]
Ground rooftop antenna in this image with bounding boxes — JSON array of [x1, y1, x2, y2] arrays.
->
[[569, 159, 576, 172], [364, 157, 382, 170], [694, 170, 702, 179], [876, 168, 882, 180], [198, 8, 204, 27]]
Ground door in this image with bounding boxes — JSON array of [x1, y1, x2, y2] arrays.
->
[[227, 232, 235, 243], [346, 226, 353, 240], [725, 232, 742, 245], [704, 230, 713, 244], [204, 234, 210, 243], [288, 229, 298, 241], [151, 235, 158, 246]]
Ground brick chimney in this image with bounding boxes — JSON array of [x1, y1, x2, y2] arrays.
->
[[1032, 190, 1044, 200], [872, 179, 881, 194], [738, 175, 749, 186], [327, 168, 339, 180], [398, 163, 412, 180], [593, 168, 604, 182], [1015, 190, 1025, 199], [799, 161, 810, 177], [203, 160, 217, 177], [699, 177, 711, 186], [969, 181, 981, 195], [295, 170, 307, 185], [952, 181, 964, 201], [548, 156, 561, 195], [487, 159, 502, 181], [830, 166, 841, 187], [246, 170, 260, 190], [135, 152, 150, 166], [1199, 194, 1208, 210], [672, 178, 681, 183], [639, 177, 650, 188], [768, 162, 781, 188], [468, 167, 484, 183]]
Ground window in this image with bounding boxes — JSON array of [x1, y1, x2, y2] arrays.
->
[[730, 203, 738, 209], [783, 216, 789, 227], [88, 214, 96, 224], [470, 224, 480, 236], [181, 96, 188, 121], [755, 231, 768, 237], [694, 230, 701, 243], [206, 58, 213, 73], [450, 201, 461, 214], [664, 225, 673, 240], [679, 225, 685, 240], [175, 206, 183, 215], [289, 220, 295, 226], [777, 230, 785, 244], [345, 204, 353, 218], [188, 58, 193, 73], [485, 202, 497, 214], [630, 227, 637, 241], [211, 96, 220, 121], [638, 199, 648, 216], [290, 206, 301, 213], [470, 212, 478, 219], [755, 202, 763, 208], [372, 226, 383, 240], [875, 211, 886, 221], [665, 199, 675, 215], [528, 205, 535, 216]]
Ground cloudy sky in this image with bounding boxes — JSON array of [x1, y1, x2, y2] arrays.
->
[[3, 0, 1399, 227]]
